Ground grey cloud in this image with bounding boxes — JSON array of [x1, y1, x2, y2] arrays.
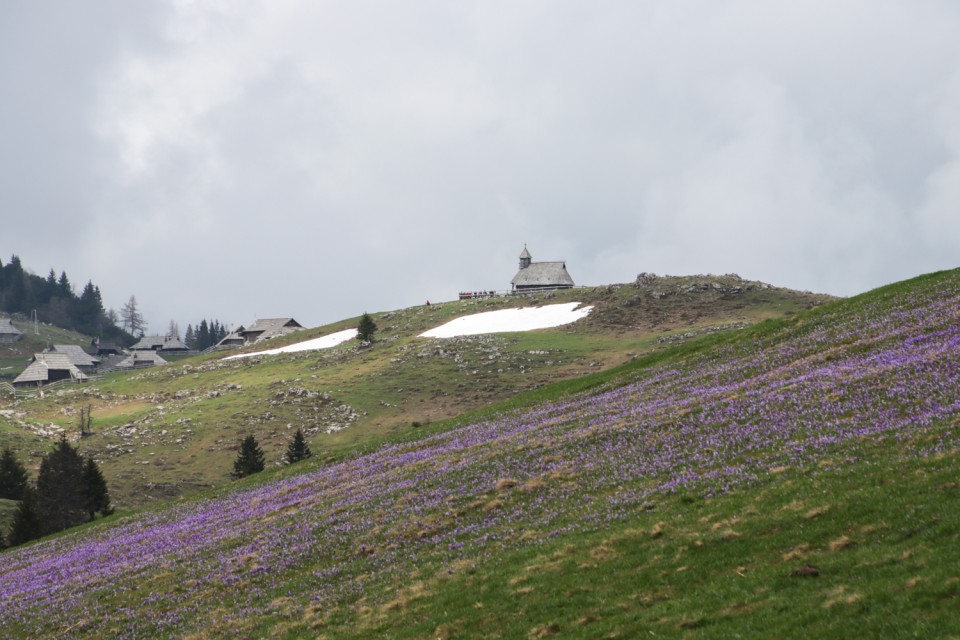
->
[[2, 1, 960, 331]]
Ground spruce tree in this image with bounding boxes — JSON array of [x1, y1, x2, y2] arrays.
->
[[75, 281, 106, 336], [43, 269, 57, 304], [0, 447, 29, 501], [35, 436, 86, 535], [284, 429, 312, 464], [7, 485, 42, 547], [57, 271, 72, 297], [197, 319, 210, 351], [232, 435, 266, 479], [82, 457, 112, 521], [357, 312, 377, 342]]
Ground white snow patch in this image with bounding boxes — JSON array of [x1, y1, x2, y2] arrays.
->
[[419, 302, 593, 338], [225, 328, 358, 360]]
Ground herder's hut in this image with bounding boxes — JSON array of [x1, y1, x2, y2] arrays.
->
[[131, 335, 190, 353], [238, 318, 304, 345], [46, 344, 99, 373], [0, 318, 23, 343], [13, 353, 89, 388]]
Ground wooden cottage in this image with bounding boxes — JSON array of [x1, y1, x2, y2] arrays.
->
[[0, 318, 23, 343], [46, 344, 99, 373], [110, 351, 168, 370], [215, 327, 246, 348], [238, 318, 305, 345], [131, 335, 190, 353], [510, 246, 575, 292], [90, 337, 122, 356], [13, 353, 89, 388]]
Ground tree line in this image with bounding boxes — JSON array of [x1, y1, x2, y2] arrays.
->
[[0, 254, 133, 344], [0, 438, 112, 549], [184, 319, 230, 351]]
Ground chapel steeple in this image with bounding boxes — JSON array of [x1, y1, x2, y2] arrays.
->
[[519, 245, 532, 270]]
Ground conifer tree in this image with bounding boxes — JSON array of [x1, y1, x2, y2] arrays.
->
[[57, 271, 72, 297], [7, 485, 42, 547], [6, 256, 27, 313], [82, 457, 112, 521], [197, 319, 210, 351], [35, 436, 86, 534], [231, 435, 266, 479], [357, 312, 377, 342], [284, 429, 313, 464], [75, 281, 106, 336], [184, 324, 196, 349], [43, 269, 57, 304], [0, 447, 29, 501]]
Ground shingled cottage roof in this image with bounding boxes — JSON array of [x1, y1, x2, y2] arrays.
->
[[0, 318, 23, 338], [239, 318, 305, 343], [13, 353, 89, 385], [112, 351, 169, 369], [131, 335, 190, 351], [511, 261, 575, 288], [48, 344, 99, 368]]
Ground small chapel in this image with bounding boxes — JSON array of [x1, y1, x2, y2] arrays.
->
[[510, 245, 575, 292]]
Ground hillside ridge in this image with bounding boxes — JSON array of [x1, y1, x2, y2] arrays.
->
[[0, 268, 956, 638], [1, 274, 831, 506]]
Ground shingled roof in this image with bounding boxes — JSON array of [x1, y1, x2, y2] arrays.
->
[[131, 335, 190, 351], [511, 246, 576, 290], [216, 331, 246, 347], [113, 351, 168, 369], [48, 344, 99, 369], [239, 318, 305, 344], [511, 262, 575, 288], [13, 353, 89, 386], [0, 318, 23, 339]]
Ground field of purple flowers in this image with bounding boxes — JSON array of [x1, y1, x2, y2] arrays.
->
[[1, 270, 959, 638]]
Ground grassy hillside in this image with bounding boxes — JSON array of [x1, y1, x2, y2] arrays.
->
[[0, 269, 956, 638], [0, 275, 830, 507], [0, 318, 93, 381]]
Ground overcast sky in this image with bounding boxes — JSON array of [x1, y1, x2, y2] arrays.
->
[[2, 1, 959, 333]]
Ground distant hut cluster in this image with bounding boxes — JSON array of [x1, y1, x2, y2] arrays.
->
[[91, 333, 195, 373], [9, 339, 171, 388], [8, 334, 196, 390], [5, 316, 308, 390]]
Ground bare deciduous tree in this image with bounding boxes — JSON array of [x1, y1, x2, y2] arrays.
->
[[120, 295, 146, 337]]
